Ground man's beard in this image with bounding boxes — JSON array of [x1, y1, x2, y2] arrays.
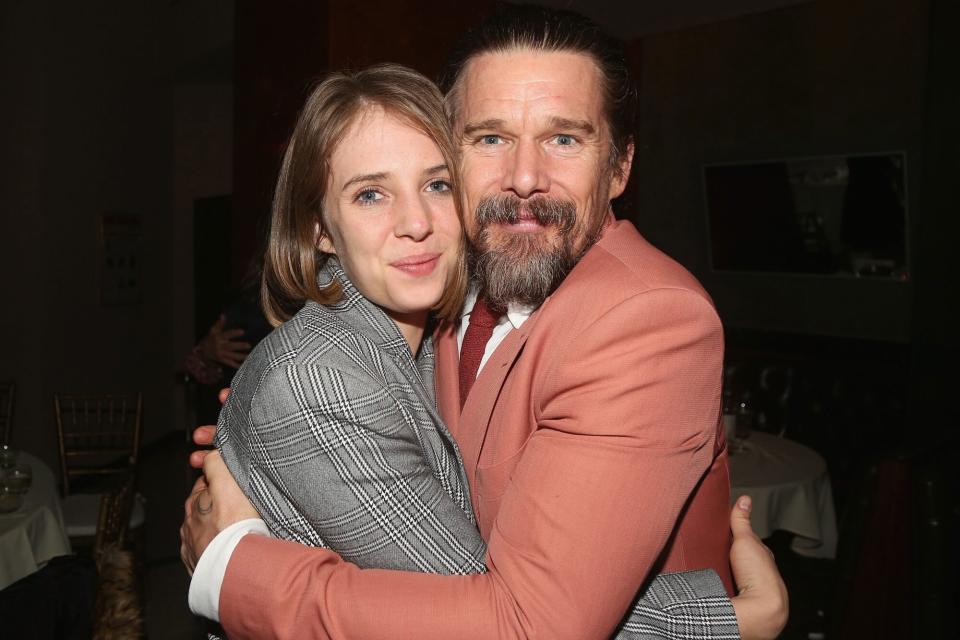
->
[[469, 195, 596, 308]]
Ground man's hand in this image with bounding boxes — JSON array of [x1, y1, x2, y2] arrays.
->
[[729, 496, 789, 640], [179, 450, 260, 574], [197, 315, 252, 369]]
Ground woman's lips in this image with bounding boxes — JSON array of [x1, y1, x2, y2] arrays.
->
[[391, 253, 440, 276]]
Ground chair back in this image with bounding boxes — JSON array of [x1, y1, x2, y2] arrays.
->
[[0, 381, 14, 446], [54, 393, 142, 495]]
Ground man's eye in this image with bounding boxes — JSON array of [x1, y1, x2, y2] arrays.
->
[[426, 180, 451, 193], [356, 189, 383, 204], [555, 134, 575, 146], [479, 135, 502, 145]]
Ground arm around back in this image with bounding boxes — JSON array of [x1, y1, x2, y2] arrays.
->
[[218, 287, 728, 640]]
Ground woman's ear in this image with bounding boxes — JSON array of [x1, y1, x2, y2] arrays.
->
[[315, 222, 336, 254]]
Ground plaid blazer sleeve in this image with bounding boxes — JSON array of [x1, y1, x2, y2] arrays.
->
[[218, 361, 488, 575], [616, 570, 740, 639]]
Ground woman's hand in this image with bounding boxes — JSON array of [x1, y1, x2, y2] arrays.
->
[[188, 388, 230, 469], [180, 450, 260, 574]]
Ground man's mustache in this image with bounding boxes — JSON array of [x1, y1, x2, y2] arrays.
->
[[474, 195, 577, 231]]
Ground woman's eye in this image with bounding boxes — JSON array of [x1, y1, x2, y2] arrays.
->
[[426, 180, 451, 193], [356, 189, 383, 204]]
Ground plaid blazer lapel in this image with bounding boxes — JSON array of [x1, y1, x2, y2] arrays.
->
[[320, 259, 415, 372], [319, 259, 475, 517]]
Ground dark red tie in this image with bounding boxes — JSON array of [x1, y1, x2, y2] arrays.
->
[[459, 295, 505, 408]]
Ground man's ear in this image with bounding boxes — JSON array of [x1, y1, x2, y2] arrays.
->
[[609, 139, 635, 200], [315, 222, 336, 255]]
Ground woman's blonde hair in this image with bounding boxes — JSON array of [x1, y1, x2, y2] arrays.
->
[[262, 63, 468, 326]]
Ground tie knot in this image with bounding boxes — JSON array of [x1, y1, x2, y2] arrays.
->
[[470, 296, 505, 329]]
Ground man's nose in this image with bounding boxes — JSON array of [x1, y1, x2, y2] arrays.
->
[[501, 137, 549, 198], [395, 196, 433, 241]]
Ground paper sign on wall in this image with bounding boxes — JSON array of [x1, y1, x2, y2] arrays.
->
[[99, 213, 142, 306]]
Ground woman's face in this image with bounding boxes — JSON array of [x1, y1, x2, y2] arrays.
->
[[319, 107, 461, 326]]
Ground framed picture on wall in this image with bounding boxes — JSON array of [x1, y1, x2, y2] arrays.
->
[[98, 212, 142, 306], [703, 152, 908, 280]]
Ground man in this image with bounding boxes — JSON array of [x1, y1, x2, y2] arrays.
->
[[182, 6, 788, 639]]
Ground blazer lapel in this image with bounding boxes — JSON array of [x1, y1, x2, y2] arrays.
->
[[434, 321, 462, 434], [456, 311, 541, 483]]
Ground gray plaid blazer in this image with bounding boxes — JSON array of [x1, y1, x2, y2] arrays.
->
[[216, 259, 739, 638]]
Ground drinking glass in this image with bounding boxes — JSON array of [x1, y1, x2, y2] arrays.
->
[[0, 480, 23, 513], [8, 463, 32, 494], [0, 445, 17, 470]]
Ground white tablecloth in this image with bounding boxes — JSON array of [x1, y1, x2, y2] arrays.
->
[[729, 431, 838, 559], [0, 452, 72, 590]]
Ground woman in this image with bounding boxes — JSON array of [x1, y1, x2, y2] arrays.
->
[[215, 63, 487, 573]]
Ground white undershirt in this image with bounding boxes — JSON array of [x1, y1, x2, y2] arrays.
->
[[457, 288, 534, 375], [189, 291, 534, 621], [188, 518, 269, 619]]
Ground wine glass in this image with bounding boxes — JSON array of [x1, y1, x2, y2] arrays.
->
[[8, 463, 32, 494]]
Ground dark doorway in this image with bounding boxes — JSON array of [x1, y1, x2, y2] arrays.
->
[[192, 195, 232, 343]]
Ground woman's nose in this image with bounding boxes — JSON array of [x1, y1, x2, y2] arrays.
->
[[395, 198, 433, 241]]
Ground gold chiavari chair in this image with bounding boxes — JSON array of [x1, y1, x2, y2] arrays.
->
[[53, 393, 146, 543]]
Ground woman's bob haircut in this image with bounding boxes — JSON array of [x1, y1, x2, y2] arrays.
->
[[261, 63, 468, 327]]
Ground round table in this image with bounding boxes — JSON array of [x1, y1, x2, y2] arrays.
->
[[729, 431, 838, 559], [0, 452, 72, 590]]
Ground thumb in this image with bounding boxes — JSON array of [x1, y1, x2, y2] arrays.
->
[[731, 495, 756, 539], [729, 494, 779, 597], [201, 449, 227, 481]]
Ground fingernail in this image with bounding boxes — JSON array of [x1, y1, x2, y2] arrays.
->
[[738, 496, 752, 511]]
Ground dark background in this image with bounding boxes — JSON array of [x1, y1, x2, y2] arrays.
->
[[3, 0, 956, 469]]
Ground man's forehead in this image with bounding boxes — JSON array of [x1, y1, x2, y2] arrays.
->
[[457, 49, 604, 123]]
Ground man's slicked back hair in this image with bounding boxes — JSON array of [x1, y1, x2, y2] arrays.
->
[[439, 3, 637, 176]]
